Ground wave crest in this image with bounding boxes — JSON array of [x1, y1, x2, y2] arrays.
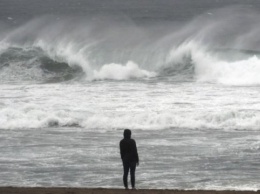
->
[[0, 46, 83, 83], [2, 10, 260, 84]]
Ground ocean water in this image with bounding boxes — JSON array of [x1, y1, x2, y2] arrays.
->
[[0, 0, 260, 190]]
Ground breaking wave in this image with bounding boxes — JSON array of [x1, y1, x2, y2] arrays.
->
[[1, 105, 260, 130], [0, 46, 83, 83], [1, 42, 260, 85], [1, 7, 260, 85]]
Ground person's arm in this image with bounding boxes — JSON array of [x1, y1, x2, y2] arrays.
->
[[133, 140, 139, 165], [119, 140, 124, 160]]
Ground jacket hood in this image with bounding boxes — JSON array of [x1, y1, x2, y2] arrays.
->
[[124, 129, 131, 139]]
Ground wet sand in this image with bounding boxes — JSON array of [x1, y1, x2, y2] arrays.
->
[[0, 188, 259, 194]]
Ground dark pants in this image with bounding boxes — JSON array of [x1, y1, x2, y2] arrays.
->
[[123, 161, 136, 188]]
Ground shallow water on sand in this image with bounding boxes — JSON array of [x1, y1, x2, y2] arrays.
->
[[0, 127, 259, 190]]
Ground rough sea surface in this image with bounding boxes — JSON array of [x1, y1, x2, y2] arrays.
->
[[0, 0, 260, 190]]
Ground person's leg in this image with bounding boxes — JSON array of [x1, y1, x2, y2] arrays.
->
[[123, 162, 130, 189], [130, 162, 137, 189]]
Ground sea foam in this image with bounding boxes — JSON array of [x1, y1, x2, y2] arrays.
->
[[93, 61, 156, 80]]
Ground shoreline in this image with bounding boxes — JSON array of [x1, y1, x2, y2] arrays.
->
[[0, 187, 259, 194]]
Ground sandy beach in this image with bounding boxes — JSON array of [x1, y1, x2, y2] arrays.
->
[[0, 188, 259, 194]]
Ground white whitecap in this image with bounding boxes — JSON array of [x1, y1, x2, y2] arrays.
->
[[93, 61, 156, 80]]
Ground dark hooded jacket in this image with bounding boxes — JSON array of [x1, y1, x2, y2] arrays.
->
[[120, 129, 139, 163]]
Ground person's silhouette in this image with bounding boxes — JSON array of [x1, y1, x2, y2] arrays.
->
[[119, 129, 139, 190]]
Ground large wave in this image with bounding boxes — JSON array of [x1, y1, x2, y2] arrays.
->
[[1, 7, 260, 85], [0, 46, 83, 83]]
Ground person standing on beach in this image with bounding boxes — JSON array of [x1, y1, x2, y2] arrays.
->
[[119, 129, 139, 190]]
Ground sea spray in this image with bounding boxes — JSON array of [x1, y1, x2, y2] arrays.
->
[[1, 8, 260, 84]]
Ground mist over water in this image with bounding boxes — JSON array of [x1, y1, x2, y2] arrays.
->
[[1, 7, 260, 84]]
